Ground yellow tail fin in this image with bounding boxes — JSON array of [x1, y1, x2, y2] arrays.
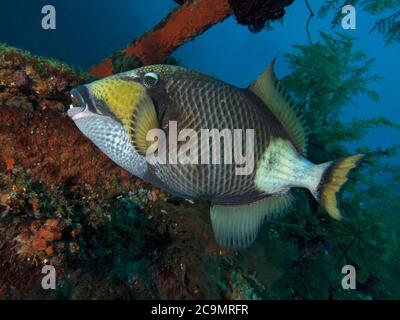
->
[[318, 154, 364, 220]]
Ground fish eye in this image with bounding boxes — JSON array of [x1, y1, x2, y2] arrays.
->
[[143, 72, 159, 88]]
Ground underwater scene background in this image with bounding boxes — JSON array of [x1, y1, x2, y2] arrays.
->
[[0, 0, 399, 300]]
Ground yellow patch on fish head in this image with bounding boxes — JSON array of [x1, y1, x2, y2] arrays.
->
[[87, 76, 148, 132], [86, 75, 159, 155]]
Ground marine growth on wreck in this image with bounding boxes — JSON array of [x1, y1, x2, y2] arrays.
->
[[0, 0, 399, 302]]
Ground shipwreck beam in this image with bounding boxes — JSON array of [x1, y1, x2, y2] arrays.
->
[[90, 0, 232, 77]]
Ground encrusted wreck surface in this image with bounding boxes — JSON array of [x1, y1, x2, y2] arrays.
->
[[0, 47, 140, 195]]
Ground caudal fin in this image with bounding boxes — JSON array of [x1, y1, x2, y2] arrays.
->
[[313, 154, 364, 220]]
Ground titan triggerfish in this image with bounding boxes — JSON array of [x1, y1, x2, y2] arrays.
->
[[68, 61, 363, 249]]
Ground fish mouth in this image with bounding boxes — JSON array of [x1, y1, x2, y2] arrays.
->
[[68, 85, 98, 121]]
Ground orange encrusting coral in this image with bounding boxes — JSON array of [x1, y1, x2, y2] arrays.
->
[[90, 0, 232, 77], [0, 48, 144, 198], [14, 219, 63, 264], [5, 158, 14, 172]]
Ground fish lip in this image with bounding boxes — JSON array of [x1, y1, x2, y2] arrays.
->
[[67, 105, 85, 119], [68, 86, 97, 121], [70, 108, 97, 121]]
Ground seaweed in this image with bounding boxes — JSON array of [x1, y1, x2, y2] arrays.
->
[[319, 0, 400, 45]]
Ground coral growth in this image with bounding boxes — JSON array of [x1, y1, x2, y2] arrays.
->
[[148, 200, 222, 299], [0, 46, 143, 197], [14, 219, 63, 264], [229, 0, 295, 32]]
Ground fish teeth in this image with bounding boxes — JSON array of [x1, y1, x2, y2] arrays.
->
[[69, 104, 74, 110]]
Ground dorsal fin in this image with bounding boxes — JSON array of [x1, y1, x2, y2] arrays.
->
[[249, 59, 308, 154], [129, 94, 160, 156], [210, 192, 294, 250]]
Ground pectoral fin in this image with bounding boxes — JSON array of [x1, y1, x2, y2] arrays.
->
[[129, 94, 160, 156], [210, 193, 294, 250]]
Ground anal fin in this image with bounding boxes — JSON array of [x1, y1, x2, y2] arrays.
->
[[210, 193, 294, 250]]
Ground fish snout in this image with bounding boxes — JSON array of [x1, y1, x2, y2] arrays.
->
[[68, 85, 97, 121]]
